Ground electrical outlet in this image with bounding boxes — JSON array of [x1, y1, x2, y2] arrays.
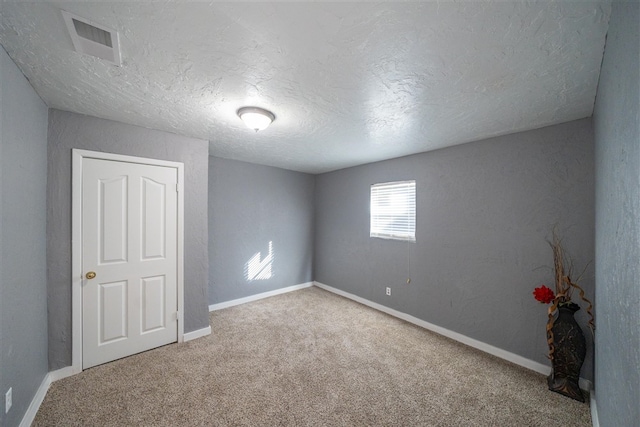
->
[[386, 287, 391, 296], [5, 387, 12, 413]]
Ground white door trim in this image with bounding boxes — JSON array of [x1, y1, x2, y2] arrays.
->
[[71, 149, 185, 373]]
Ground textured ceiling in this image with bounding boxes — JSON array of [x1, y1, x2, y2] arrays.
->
[[0, 1, 611, 173]]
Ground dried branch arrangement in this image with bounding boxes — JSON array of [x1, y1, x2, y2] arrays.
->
[[544, 231, 595, 360]]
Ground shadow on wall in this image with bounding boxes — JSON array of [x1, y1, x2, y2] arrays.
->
[[245, 241, 274, 282]]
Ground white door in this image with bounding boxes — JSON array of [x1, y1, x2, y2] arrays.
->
[[82, 158, 178, 369]]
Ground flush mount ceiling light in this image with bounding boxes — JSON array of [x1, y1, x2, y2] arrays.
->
[[237, 107, 275, 132]]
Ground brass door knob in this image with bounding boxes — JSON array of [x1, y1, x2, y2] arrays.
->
[[86, 271, 96, 280]]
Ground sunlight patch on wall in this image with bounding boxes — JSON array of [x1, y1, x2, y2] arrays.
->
[[245, 241, 274, 281]]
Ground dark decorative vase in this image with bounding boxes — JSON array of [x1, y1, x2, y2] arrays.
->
[[547, 303, 586, 402]]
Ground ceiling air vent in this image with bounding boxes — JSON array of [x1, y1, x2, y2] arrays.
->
[[62, 10, 122, 66]]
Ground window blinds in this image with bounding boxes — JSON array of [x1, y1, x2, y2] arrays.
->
[[370, 180, 416, 241]]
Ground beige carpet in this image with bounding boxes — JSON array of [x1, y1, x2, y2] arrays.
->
[[34, 287, 591, 426]]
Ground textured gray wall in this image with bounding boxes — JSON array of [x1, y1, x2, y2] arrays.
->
[[593, 1, 640, 425], [0, 47, 49, 427], [209, 157, 314, 303], [47, 109, 210, 370], [315, 119, 595, 380]]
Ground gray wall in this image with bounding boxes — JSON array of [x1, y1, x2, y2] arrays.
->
[[593, 1, 639, 425], [0, 47, 49, 427], [209, 156, 314, 303], [315, 119, 595, 380], [47, 109, 210, 370]]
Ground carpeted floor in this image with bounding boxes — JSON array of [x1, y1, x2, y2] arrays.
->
[[34, 287, 591, 426]]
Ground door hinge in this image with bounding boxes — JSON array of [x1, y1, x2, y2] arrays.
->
[[174, 311, 179, 320], [176, 183, 180, 192]]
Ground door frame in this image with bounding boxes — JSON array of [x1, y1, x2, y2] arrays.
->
[[71, 149, 185, 373]]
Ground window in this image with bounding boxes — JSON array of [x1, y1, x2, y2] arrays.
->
[[370, 180, 416, 241]]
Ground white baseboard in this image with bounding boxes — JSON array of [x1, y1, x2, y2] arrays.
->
[[49, 366, 77, 382], [580, 378, 593, 393], [313, 281, 592, 392], [590, 389, 599, 427], [19, 373, 50, 427], [183, 325, 212, 342], [18, 366, 77, 427], [209, 282, 314, 312]]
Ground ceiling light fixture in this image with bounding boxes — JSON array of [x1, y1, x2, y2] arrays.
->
[[237, 107, 275, 132]]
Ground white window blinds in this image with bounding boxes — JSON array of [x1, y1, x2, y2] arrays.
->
[[370, 180, 416, 241]]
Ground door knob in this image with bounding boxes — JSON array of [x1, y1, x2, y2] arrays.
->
[[85, 271, 96, 280]]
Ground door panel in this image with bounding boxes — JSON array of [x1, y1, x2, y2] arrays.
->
[[82, 158, 178, 369], [141, 177, 166, 260], [141, 275, 166, 333], [99, 280, 128, 343], [99, 176, 128, 264]]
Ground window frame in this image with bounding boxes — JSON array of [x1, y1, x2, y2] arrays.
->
[[369, 180, 416, 242]]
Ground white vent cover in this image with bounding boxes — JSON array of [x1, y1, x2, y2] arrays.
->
[[62, 10, 121, 66]]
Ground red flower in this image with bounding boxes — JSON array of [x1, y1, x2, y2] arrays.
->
[[533, 285, 555, 304]]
